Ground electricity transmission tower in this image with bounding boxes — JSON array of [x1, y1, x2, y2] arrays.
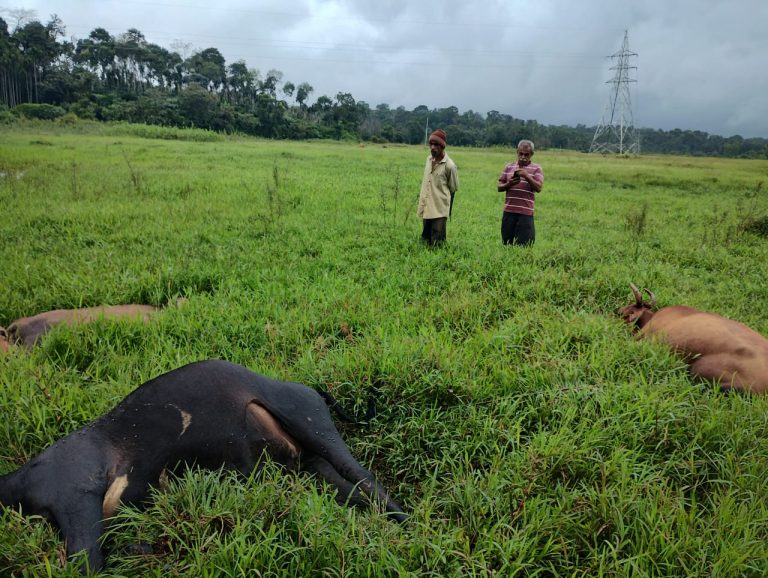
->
[[590, 30, 640, 154]]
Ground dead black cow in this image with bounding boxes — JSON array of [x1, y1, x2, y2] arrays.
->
[[0, 360, 407, 573]]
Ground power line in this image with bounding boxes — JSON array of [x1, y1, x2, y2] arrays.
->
[[41, 0, 627, 34], [57, 23, 605, 64], [56, 25, 607, 71]]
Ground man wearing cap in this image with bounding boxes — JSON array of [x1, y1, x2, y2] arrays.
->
[[417, 129, 459, 246]]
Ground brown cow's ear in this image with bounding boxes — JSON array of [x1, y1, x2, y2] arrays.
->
[[618, 307, 645, 325], [628, 310, 643, 323]]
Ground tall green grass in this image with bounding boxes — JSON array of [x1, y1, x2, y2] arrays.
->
[[1, 123, 767, 576]]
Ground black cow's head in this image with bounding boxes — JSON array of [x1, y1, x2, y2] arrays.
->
[[616, 283, 656, 327]]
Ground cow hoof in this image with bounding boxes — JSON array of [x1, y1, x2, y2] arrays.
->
[[124, 542, 154, 556]]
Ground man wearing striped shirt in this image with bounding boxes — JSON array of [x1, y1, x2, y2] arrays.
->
[[497, 139, 544, 246]]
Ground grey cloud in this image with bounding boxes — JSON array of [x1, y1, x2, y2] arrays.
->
[[16, 0, 768, 137]]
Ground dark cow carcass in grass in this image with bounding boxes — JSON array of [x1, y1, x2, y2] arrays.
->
[[0, 360, 406, 573]]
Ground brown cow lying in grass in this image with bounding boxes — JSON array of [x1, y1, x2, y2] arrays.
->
[[1, 301, 185, 350], [0, 327, 10, 352], [617, 283, 768, 394]]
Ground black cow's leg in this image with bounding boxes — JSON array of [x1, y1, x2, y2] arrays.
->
[[51, 494, 106, 573], [245, 402, 301, 469], [302, 455, 407, 522]]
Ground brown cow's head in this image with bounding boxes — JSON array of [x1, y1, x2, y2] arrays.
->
[[616, 283, 656, 328]]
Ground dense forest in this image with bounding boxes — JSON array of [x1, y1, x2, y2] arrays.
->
[[1, 13, 766, 158]]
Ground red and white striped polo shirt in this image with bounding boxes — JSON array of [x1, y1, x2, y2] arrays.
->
[[498, 162, 544, 216]]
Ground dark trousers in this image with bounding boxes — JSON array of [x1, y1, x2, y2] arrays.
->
[[501, 212, 535, 246], [421, 217, 447, 246]]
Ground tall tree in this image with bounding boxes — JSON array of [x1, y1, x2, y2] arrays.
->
[[2, 8, 36, 30], [12, 16, 65, 102], [178, 82, 219, 128], [226, 60, 256, 105], [295, 81, 313, 109], [0, 17, 20, 106], [282, 80, 295, 100], [332, 91, 361, 138], [115, 28, 149, 92], [259, 68, 282, 98], [185, 47, 226, 91], [75, 28, 116, 86]]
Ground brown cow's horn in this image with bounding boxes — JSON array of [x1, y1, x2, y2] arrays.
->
[[643, 289, 656, 307], [629, 282, 643, 305]]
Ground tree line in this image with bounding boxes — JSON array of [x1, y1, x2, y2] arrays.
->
[[1, 13, 766, 158]]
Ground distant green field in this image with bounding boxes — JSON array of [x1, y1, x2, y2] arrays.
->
[[1, 122, 768, 576]]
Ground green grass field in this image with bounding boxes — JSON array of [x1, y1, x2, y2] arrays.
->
[[1, 121, 768, 577]]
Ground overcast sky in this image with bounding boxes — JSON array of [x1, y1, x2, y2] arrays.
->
[[5, 0, 768, 138]]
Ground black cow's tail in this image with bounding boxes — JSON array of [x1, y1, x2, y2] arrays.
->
[[318, 390, 377, 425]]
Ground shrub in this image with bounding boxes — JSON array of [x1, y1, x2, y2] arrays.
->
[[12, 103, 66, 120], [740, 215, 768, 238], [107, 122, 223, 142], [69, 99, 98, 120], [56, 112, 80, 126]]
